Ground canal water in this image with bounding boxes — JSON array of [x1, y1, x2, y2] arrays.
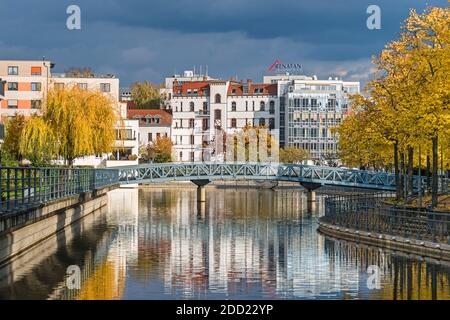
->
[[0, 186, 449, 300]]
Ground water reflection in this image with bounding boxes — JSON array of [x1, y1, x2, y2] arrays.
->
[[0, 186, 448, 300]]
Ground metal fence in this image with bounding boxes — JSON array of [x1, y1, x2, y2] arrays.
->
[[322, 193, 449, 245], [0, 167, 119, 214]]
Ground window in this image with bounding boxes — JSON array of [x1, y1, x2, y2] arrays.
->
[[231, 118, 237, 128], [232, 88, 236, 95], [156, 133, 161, 139], [190, 152, 195, 162], [31, 82, 42, 92], [214, 109, 221, 120], [327, 99, 336, 110], [100, 83, 111, 92], [148, 133, 153, 142], [7, 82, 18, 91], [260, 101, 265, 111], [311, 99, 318, 110], [215, 94, 221, 103], [203, 102, 208, 114], [187, 89, 192, 95], [189, 118, 195, 128], [78, 83, 88, 90], [179, 152, 183, 160], [231, 101, 236, 112], [31, 67, 42, 76], [31, 100, 42, 109], [269, 101, 275, 114], [269, 118, 275, 130], [245, 101, 248, 111], [202, 118, 209, 130], [259, 118, 266, 126], [54, 83, 65, 91], [8, 66, 18, 75], [190, 102, 195, 112], [190, 135, 195, 145], [301, 98, 309, 108], [8, 100, 18, 109]]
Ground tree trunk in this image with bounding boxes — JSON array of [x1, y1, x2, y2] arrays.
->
[[394, 143, 401, 201], [426, 153, 431, 194], [407, 145, 414, 197], [400, 151, 406, 201], [431, 136, 438, 208]]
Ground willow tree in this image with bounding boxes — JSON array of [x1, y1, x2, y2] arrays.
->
[[19, 115, 55, 166], [20, 86, 119, 166]]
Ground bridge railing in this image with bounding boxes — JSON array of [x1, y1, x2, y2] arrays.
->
[[322, 193, 449, 245], [0, 167, 119, 214]]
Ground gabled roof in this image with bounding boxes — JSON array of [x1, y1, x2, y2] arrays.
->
[[127, 109, 172, 126]]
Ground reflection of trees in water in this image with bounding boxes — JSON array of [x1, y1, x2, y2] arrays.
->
[[323, 238, 450, 300]]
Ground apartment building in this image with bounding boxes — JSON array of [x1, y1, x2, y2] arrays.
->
[[0, 59, 137, 167], [0, 60, 52, 120], [166, 71, 359, 162], [0, 60, 120, 119], [127, 107, 172, 147], [169, 76, 279, 162]]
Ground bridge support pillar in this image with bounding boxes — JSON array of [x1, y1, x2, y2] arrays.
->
[[191, 180, 211, 203], [300, 182, 322, 202]]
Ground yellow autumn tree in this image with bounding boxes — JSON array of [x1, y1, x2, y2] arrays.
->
[[20, 86, 119, 166], [338, 6, 450, 206]]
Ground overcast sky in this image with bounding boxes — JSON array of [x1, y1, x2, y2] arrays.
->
[[0, 0, 447, 87]]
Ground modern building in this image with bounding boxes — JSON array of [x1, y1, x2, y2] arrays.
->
[[165, 72, 359, 162], [0, 60, 120, 120], [0, 60, 53, 120], [265, 75, 359, 161]]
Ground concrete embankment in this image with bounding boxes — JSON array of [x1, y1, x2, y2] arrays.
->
[[318, 219, 450, 262], [0, 186, 116, 266]]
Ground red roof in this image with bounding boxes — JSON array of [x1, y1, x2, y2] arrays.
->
[[173, 81, 210, 96], [173, 80, 277, 96], [228, 83, 277, 95], [127, 109, 172, 126]]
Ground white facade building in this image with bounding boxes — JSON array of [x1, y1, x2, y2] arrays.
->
[[166, 73, 359, 162]]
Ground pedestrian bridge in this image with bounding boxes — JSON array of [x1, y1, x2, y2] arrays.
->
[[117, 162, 416, 191]]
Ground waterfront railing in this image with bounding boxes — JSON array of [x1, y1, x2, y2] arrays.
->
[[0, 167, 119, 214], [323, 193, 449, 245]]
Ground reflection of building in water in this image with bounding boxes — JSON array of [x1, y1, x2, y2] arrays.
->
[[66, 189, 140, 300], [141, 188, 361, 299], [324, 239, 450, 300]]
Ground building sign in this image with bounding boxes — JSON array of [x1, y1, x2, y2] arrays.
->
[[267, 59, 302, 74]]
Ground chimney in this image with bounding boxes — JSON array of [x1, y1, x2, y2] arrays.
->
[[247, 79, 252, 84]]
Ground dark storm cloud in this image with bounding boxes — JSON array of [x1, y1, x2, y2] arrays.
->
[[0, 0, 447, 86]]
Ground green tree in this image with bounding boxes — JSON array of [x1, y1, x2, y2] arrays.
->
[[2, 113, 26, 161], [65, 67, 95, 78], [279, 146, 310, 164], [131, 81, 161, 108]]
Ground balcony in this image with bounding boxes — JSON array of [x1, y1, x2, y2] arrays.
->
[[195, 110, 210, 117]]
